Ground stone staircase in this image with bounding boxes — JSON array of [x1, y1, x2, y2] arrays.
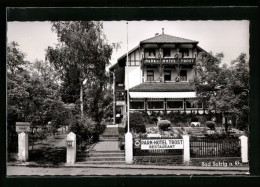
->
[[76, 125, 125, 165], [99, 126, 119, 141], [77, 150, 125, 164]]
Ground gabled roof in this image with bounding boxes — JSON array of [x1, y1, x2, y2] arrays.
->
[[109, 45, 139, 71], [140, 34, 198, 44], [118, 45, 140, 61], [129, 82, 195, 92]]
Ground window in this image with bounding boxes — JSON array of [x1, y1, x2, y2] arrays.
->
[[164, 70, 171, 81], [147, 70, 154, 81], [130, 101, 145, 109], [163, 48, 171, 57], [180, 70, 187, 81], [167, 101, 183, 109], [115, 92, 125, 101], [147, 101, 164, 109], [186, 100, 203, 108], [146, 48, 156, 57]]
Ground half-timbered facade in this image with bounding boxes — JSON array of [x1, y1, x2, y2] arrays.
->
[[109, 29, 207, 122]]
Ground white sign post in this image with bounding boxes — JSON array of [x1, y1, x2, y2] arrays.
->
[[125, 132, 133, 164], [16, 122, 30, 162], [66, 132, 76, 164], [18, 132, 29, 161], [182, 135, 190, 164], [239, 135, 248, 163]]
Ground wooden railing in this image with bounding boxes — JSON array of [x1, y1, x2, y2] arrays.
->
[[142, 58, 196, 65]]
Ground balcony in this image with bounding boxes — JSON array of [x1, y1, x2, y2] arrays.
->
[[142, 58, 196, 65]]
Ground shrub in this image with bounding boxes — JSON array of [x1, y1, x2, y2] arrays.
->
[[197, 116, 207, 124], [191, 116, 199, 122], [206, 121, 216, 130], [158, 120, 171, 131], [130, 112, 146, 133], [69, 117, 96, 146]]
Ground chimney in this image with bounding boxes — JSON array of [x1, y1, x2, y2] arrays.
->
[[155, 33, 159, 36], [162, 28, 164, 34]]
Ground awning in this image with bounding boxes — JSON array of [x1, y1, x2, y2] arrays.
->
[[129, 92, 196, 99]]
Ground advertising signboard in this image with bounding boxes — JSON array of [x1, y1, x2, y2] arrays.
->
[[141, 139, 183, 150], [16, 122, 30, 133]]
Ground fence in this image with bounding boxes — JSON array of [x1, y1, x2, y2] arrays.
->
[[190, 137, 241, 158], [133, 136, 183, 156]]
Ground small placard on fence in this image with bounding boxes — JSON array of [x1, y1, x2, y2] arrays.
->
[[141, 139, 184, 150]]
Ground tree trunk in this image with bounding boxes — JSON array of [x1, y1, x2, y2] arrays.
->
[[80, 83, 84, 119]]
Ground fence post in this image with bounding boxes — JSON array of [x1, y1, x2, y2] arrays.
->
[[125, 132, 133, 164], [18, 132, 29, 162], [182, 134, 190, 164], [239, 135, 248, 163], [66, 132, 76, 164]]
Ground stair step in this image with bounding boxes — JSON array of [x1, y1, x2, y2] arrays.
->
[[100, 136, 119, 138], [101, 134, 119, 136], [79, 157, 125, 161], [77, 161, 126, 165], [78, 152, 124, 157], [89, 152, 124, 157], [99, 138, 118, 141], [90, 150, 124, 153]]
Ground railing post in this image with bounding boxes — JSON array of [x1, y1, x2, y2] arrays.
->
[[66, 132, 76, 164], [125, 132, 133, 164], [239, 135, 248, 163], [182, 134, 190, 164]]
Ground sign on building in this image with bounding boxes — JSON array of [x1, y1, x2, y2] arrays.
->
[[116, 101, 125, 106], [16, 122, 30, 133], [141, 139, 184, 150]]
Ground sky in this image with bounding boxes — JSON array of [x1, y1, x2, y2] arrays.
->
[[7, 21, 249, 67]]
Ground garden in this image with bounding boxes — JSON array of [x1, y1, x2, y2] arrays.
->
[[118, 111, 245, 151]]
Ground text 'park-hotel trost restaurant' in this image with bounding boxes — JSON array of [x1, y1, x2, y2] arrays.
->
[[109, 28, 207, 120]]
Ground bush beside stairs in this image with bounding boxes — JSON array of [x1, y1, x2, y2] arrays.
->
[[188, 127, 206, 138], [77, 125, 125, 165]]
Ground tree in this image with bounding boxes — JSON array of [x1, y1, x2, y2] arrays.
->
[[46, 21, 113, 120], [192, 52, 249, 130], [7, 41, 27, 74], [227, 53, 249, 130], [7, 41, 69, 151], [192, 52, 224, 112]]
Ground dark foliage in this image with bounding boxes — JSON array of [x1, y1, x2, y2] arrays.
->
[[206, 121, 216, 130], [130, 112, 146, 133]]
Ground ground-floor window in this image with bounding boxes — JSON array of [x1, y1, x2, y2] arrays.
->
[[166, 100, 184, 109], [186, 100, 203, 109], [147, 101, 164, 110], [130, 101, 145, 109]]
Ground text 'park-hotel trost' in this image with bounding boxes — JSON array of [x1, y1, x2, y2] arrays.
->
[[109, 28, 208, 122]]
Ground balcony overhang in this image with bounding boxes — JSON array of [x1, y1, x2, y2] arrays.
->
[[129, 91, 196, 99]]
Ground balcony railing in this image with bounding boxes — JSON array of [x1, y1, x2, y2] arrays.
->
[[142, 58, 196, 65]]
